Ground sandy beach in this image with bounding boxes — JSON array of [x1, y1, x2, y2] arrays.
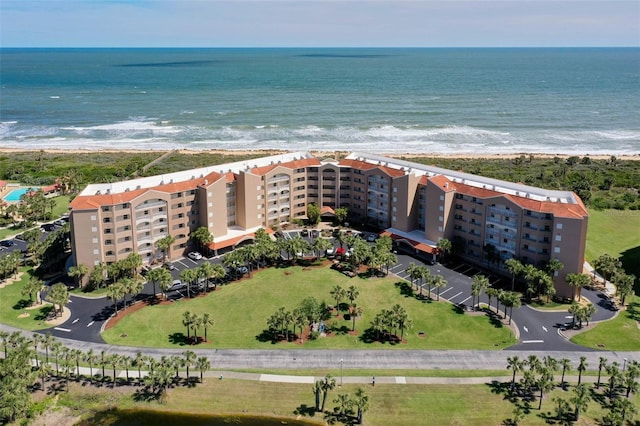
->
[[1, 147, 638, 161]]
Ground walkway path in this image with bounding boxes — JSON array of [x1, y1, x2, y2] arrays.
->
[[1, 323, 636, 372]]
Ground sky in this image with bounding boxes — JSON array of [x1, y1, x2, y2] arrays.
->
[[1, 0, 639, 48]]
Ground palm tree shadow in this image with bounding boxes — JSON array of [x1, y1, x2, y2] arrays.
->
[[293, 404, 317, 417], [168, 332, 189, 346]]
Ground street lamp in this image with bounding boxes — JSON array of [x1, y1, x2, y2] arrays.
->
[[340, 359, 343, 387]]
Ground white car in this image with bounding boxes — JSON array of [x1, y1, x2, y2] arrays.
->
[[366, 234, 377, 242], [188, 251, 203, 261]]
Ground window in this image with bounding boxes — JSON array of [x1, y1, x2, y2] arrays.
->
[[438, 226, 443, 232], [92, 237, 98, 243], [91, 215, 97, 221], [177, 203, 183, 208], [159, 207, 164, 212], [106, 251, 114, 256], [104, 228, 112, 234], [556, 223, 563, 230], [91, 226, 98, 232], [105, 239, 112, 245], [144, 210, 149, 215], [124, 236, 130, 241], [440, 195, 445, 201], [103, 217, 111, 223], [123, 214, 129, 220], [554, 247, 561, 254], [124, 225, 130, 231], [555, 235, 562, 241], [122, 203, 128, 208], [102, 207, 110, 212]]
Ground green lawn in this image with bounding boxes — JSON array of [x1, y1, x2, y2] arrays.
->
[[0, 268, 57, 331], [586, 208, 640, 281], [571, 297, 640, 351], [102, 265, 516, 349], [60, 379, 640, 426]]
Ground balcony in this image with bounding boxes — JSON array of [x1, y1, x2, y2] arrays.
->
[[136, 200, 166, 210], [488, 206, 518, 218], [268, 175, 290, 184]]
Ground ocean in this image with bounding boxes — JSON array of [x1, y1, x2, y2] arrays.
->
[[1, 48, 638, 155]]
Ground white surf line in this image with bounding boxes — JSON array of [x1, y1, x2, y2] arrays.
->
[[87, 321, 95, 327], [522, 340, 544, 344], [459, 296, 472, 304], [54, 327, 71, 332], [72, 318, 79, 324]]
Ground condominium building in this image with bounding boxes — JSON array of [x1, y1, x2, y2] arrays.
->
[[69, 151, 588, 298]]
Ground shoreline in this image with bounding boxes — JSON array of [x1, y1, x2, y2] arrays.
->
[[1, 147, 638, 161]]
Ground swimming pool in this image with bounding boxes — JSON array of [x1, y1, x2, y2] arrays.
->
[[3, 188, 31, 202]]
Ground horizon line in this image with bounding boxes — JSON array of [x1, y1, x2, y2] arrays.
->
[[2, 45, 639, 49]]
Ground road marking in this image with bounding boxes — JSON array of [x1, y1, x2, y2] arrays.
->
[[523, 326, 529, 333], [542, 326, 548, 332], [87, 321, 94, 327], [440, 287, 453, 295], [72, 318, 79, 324], [522, 340, 544, 344], [54, 327, 71, 332], [459, 296, 472, 304], [449, 291, 463, 300], [564, 315, 573, 319]]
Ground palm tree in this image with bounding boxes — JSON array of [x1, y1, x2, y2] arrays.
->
[[350, 304, 364, 332], [190, 226, 213, 255], [559, 358, 571, 389], [31, 333, 43, 368], [405, 263, 419, 290], [436, 238, 452, 263], [47, 282, 70, 317], [471, 274, 489, 311], [596, 357, 607, 388], [313, 380, 323, 412], [68, 264, 90, 288], [133, 352, 146, 385], [507, 356, 524, 391], [538, 368, 555, 410], [320, 374, 336, 412], [570, 383, 591, 420], [353, 387, 370, 424], [182, 350, 197, 380], [346, 285, 360, 306], [330, 285, 345, 314], [179, 268, 198, 299], [182, 310, 194, 341], [333, 393, 353, 420], [565, 272, 590, 301], [147, 267, 172, 300], [312, 237, 332, 259], [504, 258, 523, 291], [107, 282, 126, 315], [120, 355, 132, 383], [195, 356, 210, 383], [432, 275, 447, 301], [156, 234, 176, 261], [107, 353, 121, 386], [201, 313, 214, 342], [577, 356, 587, 385]]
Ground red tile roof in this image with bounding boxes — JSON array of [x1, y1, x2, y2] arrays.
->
[[338, 159, 406, 178], [380, 231, 436, 254], [250, 158, 321, 176], [70, 172, 225, 210]]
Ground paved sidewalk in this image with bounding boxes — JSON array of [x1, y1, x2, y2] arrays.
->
[[3, 323, 637, 373]]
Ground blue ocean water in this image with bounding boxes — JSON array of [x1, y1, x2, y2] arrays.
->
[[1, 48, 639, 155]]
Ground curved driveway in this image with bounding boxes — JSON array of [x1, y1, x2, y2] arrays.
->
[[5, 249, 637, 370]]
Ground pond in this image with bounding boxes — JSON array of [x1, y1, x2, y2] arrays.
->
[[77, 408, 323, 426]]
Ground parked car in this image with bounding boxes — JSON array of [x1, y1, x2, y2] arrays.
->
[[236, 266, 249, 275], [301, 229, 309, 237], [169, 279, 186, 291], [140, 265, 151, 276], [310, 229, 319, 238], [40, 223, 55, 232], [53, 219, 65, 226], [188, 251, 203, 261], [163, 262, 176, 271], [366, 234, 377, 242], [0, 240, 16, 247]]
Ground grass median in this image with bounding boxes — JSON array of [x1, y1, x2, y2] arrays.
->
[[102, 264, 516, 349]]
